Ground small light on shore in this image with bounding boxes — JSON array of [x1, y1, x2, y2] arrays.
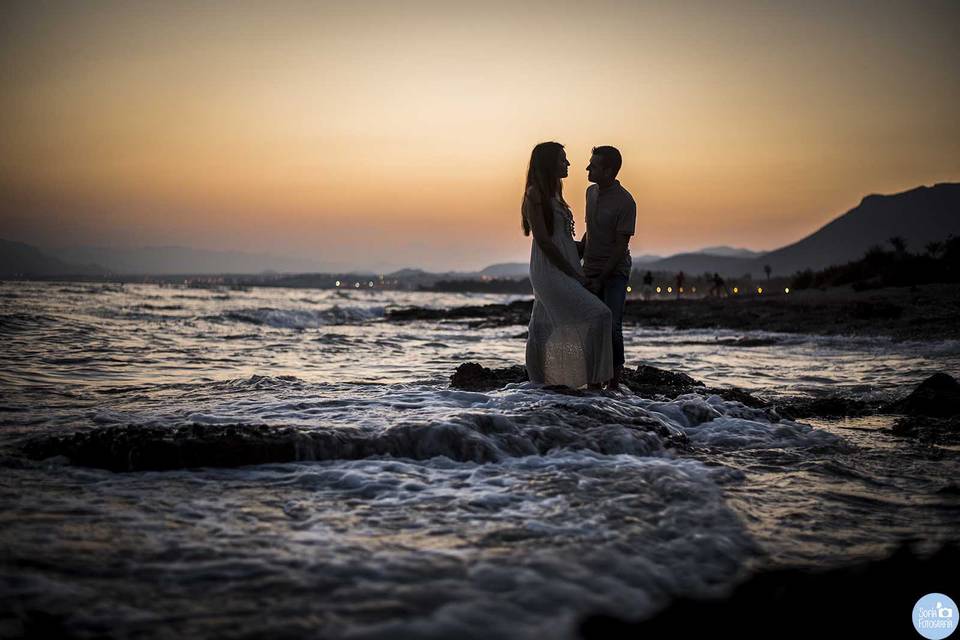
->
[[656, 286, 661, 294], [626, 286, 632, 293], [679, 287, 684, 293], [368, 281, 374, 287], [784, 287, 790, 294], [667, 286, 673, 293], [733, 287, 739, 294], [691, 287, 696, 293], [757, 287, 763, 294], [335, 280, 341, 287], [355, 282, 360, 288]]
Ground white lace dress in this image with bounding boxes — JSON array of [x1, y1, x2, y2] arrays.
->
[[525, 196, 614, 388]]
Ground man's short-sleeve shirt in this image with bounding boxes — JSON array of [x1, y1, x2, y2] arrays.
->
[[583, 180, 636, 278]]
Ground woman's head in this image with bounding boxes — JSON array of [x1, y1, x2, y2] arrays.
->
[[522, 142, 569, 236]]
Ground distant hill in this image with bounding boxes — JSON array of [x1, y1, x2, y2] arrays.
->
[[50, 245, 339, 275], [631, 253, 665, 264], [639, 252, 763, 278], [0, 239, 107, 277], [696, 245, 766, 258], [645, 183, 960, 278], [750, 183, 960, 276], [480, 263, 528, 278]]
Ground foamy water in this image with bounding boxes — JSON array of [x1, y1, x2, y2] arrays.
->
[[1, 281, 958, 639]]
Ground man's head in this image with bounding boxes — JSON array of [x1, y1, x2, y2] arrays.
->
[[586, 145, 622, 184]]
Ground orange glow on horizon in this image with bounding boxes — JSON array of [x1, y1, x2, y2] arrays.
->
[[1, 1, 957, 270]]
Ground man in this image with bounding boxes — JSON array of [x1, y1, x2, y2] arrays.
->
[[578, 145, 636, 389]]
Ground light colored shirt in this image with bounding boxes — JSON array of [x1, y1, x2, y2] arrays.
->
[[583, 180, 636, 278]]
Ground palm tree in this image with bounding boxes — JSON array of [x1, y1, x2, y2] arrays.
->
[[925, 241, 944, 258], [889, 236, 907, 255]]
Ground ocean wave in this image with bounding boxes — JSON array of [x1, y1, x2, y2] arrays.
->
[[20, 384, 849, 471], [0, 449, 759, 639], [213, 305, 386, 328], [0, 312, 62, 333]]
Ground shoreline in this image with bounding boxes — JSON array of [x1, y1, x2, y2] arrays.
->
[[387, 283, 960, 342]]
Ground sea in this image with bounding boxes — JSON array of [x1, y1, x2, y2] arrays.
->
[[1, 281, 958, 639]]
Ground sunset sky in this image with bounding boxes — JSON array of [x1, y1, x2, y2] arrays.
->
[[1, 0, 958, 271]]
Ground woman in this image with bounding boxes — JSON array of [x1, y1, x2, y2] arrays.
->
[[522, 142, 613, 389]]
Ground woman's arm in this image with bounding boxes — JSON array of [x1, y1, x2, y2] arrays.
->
[[525, 191, 586, 283]]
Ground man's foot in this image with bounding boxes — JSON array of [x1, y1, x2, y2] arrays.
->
[[587, 382, 603, 391]]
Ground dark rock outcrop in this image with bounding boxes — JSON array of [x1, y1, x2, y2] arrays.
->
[[619, 365, 703, 396], [22, 400, 684, 472], [886, 372, 960, 417], [776, 396, 876, 419], [890, 415, 960, 445], [450, 363, 529, 391], [579, 542, 960, 639], [387, 299, 532, 328], [620, 365, 769, 408]]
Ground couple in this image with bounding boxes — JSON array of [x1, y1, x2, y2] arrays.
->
[[522, 142, 635, 391]]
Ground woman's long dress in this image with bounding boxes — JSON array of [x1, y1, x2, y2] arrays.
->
[[525, 196, 614, 388]]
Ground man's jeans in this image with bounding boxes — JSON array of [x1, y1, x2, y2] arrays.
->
[[596, 274, 628, 371]]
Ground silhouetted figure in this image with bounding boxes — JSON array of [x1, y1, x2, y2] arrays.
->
[[580, 145, 637, 390], [675, 271, 685, 299], [642, 270, 653, 300], [711, 272, 729, 298], [522, 141, 613, 390]]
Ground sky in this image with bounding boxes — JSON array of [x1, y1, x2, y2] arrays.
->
[[1, 0, 958, 271]]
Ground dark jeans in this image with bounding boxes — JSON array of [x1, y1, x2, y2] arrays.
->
[[595, 274, 628, 371]]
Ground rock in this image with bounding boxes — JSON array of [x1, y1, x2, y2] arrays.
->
[[706, 387, 769, 409], [23, 423, 350, 472], [579, 542, 960, 639], [890, 415, 960, 445], [776, 396, 876, 419], [449, 363, 529, 391], [620, 365, 768, 408], [619, 365, 705, 397], [886, 372, 960, 417], [22, 401, 684, 472], [386, 300, 533, 328]]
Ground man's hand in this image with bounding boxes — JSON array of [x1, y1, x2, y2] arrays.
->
[[585, 277, 603, 294]]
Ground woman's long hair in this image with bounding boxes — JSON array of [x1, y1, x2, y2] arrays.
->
[[521, 141, 568, 237]]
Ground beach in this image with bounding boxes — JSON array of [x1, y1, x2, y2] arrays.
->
[[1, 280, 958, 638]]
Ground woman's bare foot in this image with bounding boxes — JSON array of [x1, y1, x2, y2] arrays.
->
[[604, 367, 624, 391]]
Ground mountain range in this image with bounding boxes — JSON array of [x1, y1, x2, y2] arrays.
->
[[1, 182, 957, 279], [642, 182, 959, 278]]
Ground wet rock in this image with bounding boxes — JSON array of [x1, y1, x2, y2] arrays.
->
[[886, 372, 960, 417], [579, 542, 960, 639], [387, 300, 532, 328], [619, 365, 704, 397], [23, 423, 353, 472], [450, 363, 529, 391], [890, 415, 960, 445], [705, 387, 768, 409], [620, 365, 768, 408], [776, 396, 876, 419], [22, 397, 684, 471]]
